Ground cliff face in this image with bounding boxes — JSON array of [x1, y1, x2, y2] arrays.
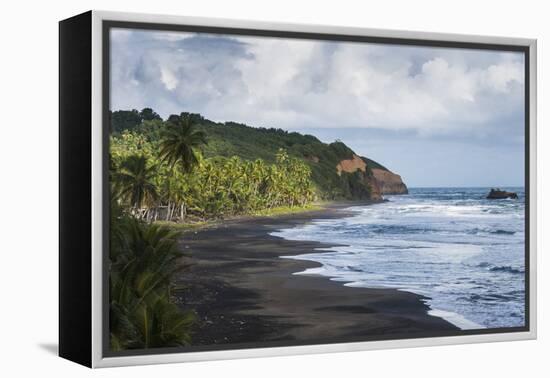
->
[[368, 176, 383, 200], [371, 168, 408, 195], [335, 154, 407, 198], [336, 155, 383, 201], [336, 155, 367, 175]]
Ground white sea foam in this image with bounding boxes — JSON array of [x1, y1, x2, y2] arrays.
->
[[428, 309, 485, 330], [273, 187, 526, 329], [287, 262, 486, 330]]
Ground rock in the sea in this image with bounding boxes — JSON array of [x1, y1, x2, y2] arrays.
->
[[371, 168, 409, 195], [486, 188, 518, 199]]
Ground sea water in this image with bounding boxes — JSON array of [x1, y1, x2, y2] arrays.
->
[[272, 187, 526, 330]]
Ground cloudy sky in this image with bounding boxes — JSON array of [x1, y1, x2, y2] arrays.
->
[[110, 28, 525, 187]]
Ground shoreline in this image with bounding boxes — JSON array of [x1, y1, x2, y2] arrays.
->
[[173, 201, 458, 347], [155, 200, 382, 232]]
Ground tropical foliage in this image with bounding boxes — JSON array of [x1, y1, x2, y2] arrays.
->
[[110, 114, 317, 222], [159, 115, 207, 173], [110, 108, 162, 133], [109, 206, 195, 350], [113, 155, 158, 218]]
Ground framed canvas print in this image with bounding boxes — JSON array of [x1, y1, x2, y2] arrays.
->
[[59, 10, 537, 368]]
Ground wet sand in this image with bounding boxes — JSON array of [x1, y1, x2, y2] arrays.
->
[[173, 203, 458, 348]]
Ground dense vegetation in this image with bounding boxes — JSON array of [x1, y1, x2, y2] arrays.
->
[[109, 204, 195, 350], [110, 108, 162, 133], [110, 117, 316, 221], [189, 114, 376, 199]]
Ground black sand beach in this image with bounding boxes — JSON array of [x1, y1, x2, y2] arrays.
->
[[173, 203, 458, 347]]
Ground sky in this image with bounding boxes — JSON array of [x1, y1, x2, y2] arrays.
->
[[110, 28, 526, 187]]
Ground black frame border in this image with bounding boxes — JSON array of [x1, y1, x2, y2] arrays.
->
[[59, 11, 93, 367], [101, 19, 531, 359]]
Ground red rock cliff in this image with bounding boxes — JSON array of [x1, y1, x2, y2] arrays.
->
[[371, 168, 408, 195], [336, 155, 383, 201]]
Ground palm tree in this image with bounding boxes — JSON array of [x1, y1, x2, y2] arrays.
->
[[159, 115, 207, 174], [115, 155, 158, 215], [159, 115, 207, 221], [109, 219, 195, 350]]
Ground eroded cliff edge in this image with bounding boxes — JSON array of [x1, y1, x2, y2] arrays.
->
[[335, 154, 408, 199], [371, 168, 409, 195]]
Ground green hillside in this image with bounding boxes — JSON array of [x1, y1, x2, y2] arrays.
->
[[110, 109, 389, 200]]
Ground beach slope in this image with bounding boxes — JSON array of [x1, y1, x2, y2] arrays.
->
[[173, 205, 458, 347]]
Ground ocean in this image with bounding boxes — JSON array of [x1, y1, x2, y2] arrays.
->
[[272, 187, 526, 330]]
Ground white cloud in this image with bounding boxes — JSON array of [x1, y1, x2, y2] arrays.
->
[[486, 61, 524, 93], [159, 66, 178, 90], [110, 29, 525, 141]]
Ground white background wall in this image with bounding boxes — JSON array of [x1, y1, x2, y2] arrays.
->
[[0, 0, 546, 376]]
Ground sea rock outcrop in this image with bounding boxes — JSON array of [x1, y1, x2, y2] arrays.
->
[[487, 188, 518, 199], [371, 168, 409, 195]]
